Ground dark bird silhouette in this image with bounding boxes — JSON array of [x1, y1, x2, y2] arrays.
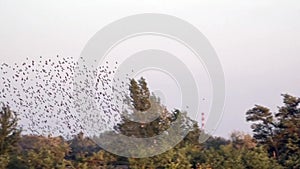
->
[[0, 55, 128, 139]]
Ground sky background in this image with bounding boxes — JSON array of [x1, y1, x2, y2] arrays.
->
[[0, 0, 300, 138]]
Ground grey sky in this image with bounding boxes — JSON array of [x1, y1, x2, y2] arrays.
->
[[0, 0, 300, 138]]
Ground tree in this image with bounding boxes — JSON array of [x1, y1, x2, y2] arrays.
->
[[230, 131, 256, 149], [67, 132, 101, 161], [114, 78, 203, 167], [246, 105, 279, 157], [0, 104, 21, 169], [0, 104, 21, 155], [72, 150, 117, 169], [202, 136, 230, 150], [117, 78, 177, 138], [12, 135, 71, 169], [117, 95, 173, 138], [129, 77, 151, 112], [275, 94, 300, 168], [198, 141, 281, 169], [242, 146, 282, 169], [246, 94, 300, 168], [128, 145, 193, 169]]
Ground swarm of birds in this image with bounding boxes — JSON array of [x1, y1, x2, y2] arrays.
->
[[0, 55, 130, 138]]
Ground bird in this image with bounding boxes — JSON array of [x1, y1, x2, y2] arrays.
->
[[0, 55, 129, 139]]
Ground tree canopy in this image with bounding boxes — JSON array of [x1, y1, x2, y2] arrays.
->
[[1, 77, 299, 168], [246, 94, 300, 168]]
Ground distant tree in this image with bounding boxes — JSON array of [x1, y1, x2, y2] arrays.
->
[[242, 146, 282, 169], [117, 78, 177, 138], [230, 131, 256, 149], [0, 153, 10, 169], [0, 104, 21, 169], [246, 105, 278, 157], [72, 150, 117, 169], [129, 77, 151, 111], [67, 132, 101, 161], [274, 94, 300, 168], [198, 142, 282, 169], [116, 100, 173, 138], [128, 145, 194, 169], [0, 104, 21, 155], [11, 135, 71, 169], [246, 94, 300, 168], [202, 136, 230, 150], [114, 78, 203, 168]]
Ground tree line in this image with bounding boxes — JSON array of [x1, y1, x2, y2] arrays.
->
[[0, 78, 299, 168]]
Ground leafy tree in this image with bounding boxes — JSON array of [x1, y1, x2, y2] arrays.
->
[[202, 136, 230, 150], [198, 136, 282, 169], [11, 135, 71, 169], [275, 94, 300, 168], [242, 146, 282, 169], [67, 132, 101, 161], [0, 104, 21, 169], [128, 144, 195, 169], [129, 77, 151, 111], [72, 150, 117, 169], [0, 154, 10, 169], [230, 131, 256, 149], [116, 97, 174, 138], [246, 94, 300, 168], [246, 105, 279, 157], [117, 78, 178, 138], [115, 78, 202, 168], [0, 104, 21, 155]]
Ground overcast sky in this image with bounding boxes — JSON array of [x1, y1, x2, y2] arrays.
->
[[0, 0, 300, 138]]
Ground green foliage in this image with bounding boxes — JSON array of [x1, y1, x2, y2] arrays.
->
[[128, 145, 194, 169], [246, 105, 276, 145], [72, 150, 117, 169], [246, 94, 300, 168], [242, 146, 282, 169], [116, 78, 202, 168], [0, 104, 21, 169], [1, 78, 299, 168], [0, 154, 10, 169], [202, 136, 230, 150], [67, 132, 100, 160], [0, 104, 21, 155], [117, 78, 182, 140], [129, 77, 151, 111], [116, 95, 174, 138], [199, 142, 281, 169], [13, 135, 71, 169]]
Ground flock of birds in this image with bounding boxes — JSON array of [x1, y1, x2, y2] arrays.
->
[[0, 55, 130, 138]]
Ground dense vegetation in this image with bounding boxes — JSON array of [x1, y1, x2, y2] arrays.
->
[[0, 78, 299, 168]]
